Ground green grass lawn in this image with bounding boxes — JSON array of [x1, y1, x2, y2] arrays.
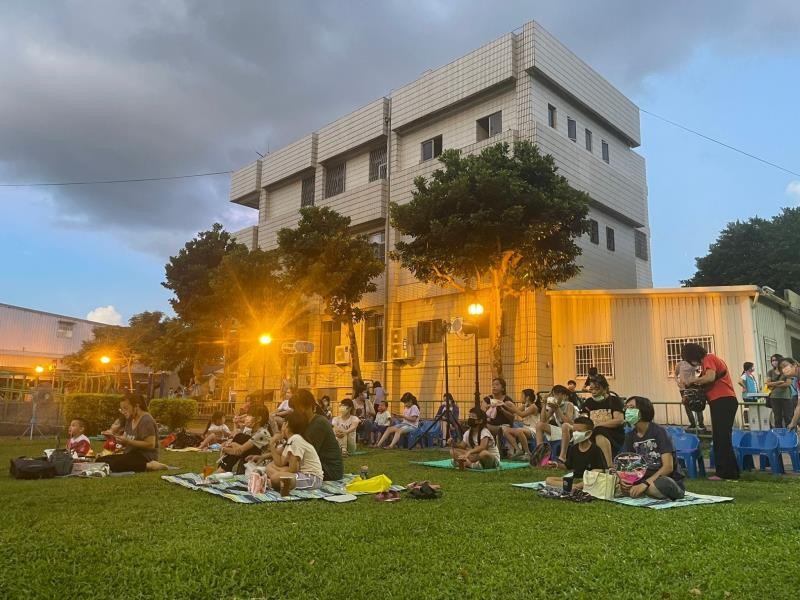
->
[[1, 438, 799, 600]]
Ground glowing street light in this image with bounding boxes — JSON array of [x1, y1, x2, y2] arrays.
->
[[467, 303, 484, 407], [259, 334, 272, 346], [99, 355, 111, 365], [258, 334, 272, 402], [34, 365, 45, 374], [468, 303, 484, 316]]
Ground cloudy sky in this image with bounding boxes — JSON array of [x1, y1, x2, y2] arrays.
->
[[2, 0, 799, 324]]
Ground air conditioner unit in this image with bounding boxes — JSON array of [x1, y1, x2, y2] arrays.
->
[[390, 327, 416, 361], [334, 345, 351, 366]]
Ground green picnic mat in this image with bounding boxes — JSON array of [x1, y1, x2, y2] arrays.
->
[[411, 458, 529, 471]]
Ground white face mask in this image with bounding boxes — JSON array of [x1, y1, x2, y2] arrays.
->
[[571, 431, 591, 445]]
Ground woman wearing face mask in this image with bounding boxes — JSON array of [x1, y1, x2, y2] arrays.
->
[[579, 374, 625, 466], [544, 416, 607, 489], [620, 396, 685, 500], [780, 358, 800, 431], [451, 407, 501, 469]]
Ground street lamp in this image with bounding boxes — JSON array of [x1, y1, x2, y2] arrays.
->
[[259, 334, 272, 403], [99, 355, 111, 365], [467, 303, 484, 408], [34, 365, 45, 374]]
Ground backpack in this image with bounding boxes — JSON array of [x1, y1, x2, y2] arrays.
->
[[49, 449, 74, 476], [170, 429, 203, 449], [10, 457, 56, 480]]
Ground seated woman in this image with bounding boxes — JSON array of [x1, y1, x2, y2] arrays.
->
[[198, 411, 232, 450], [451, 407, 501, 469], [217, 405, 271, 474], [503, 388, 539, 460], [374, 392, 419, 449], [96, 394, 167, 472], [545, 416, 607, 489], [332, 399, 360, 456], [620, 396, 685, 500], [579, 374, 625, 466]]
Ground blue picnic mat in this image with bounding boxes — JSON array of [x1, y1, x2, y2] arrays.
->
[[162, 472, 403, 504], [512, 481, 733, 509], [412, 458, 529, 471]]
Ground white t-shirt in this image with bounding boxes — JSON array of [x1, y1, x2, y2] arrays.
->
[[208, 423, 231, 437], [402, 404, 420, 427], [283, 434, 324, 479], [462, 427, 501, 460], [332, 414, 360, 432], [276, 399, 292, 413], [374, 411, 392, 427], [249, 426, 272, 450]]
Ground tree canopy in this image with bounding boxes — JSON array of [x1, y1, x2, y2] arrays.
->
[[683, 207, 800, 292], [390, 140, 590, 376]]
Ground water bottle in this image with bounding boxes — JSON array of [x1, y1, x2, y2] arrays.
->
[[360, 465, 369, 480]]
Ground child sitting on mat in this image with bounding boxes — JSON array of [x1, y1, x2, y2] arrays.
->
[[451, 407, 501, 469], [198, 411, 232, 450], [544, 416, 607, 489], [266, 412, 324, 496], [67, 418, 92, 456]]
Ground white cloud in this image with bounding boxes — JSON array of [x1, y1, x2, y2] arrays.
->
[[86, 305, 123, 325], [786, 180, 800, 201]]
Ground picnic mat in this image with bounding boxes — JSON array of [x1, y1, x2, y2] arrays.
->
[[161, 472, 404, 504], [512, 482, 733, 509], [412, 458, 529, 471], [164, 447, 212, 453]]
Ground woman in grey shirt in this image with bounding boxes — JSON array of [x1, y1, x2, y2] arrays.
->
[[98, 394, 165, 472], [766, 354, 793, 428]]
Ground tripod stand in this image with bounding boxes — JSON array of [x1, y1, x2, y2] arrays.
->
[[21, 400, 46, 440], [410, 319, 462, 449]]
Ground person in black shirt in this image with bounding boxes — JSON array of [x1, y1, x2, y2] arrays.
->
[[545, 416, 607, 489], [621, 396, 685, 500], [579, 374, 625, 466]]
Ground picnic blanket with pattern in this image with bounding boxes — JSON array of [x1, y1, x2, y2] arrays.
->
[[161, 472, 403, 504], [412, 458, 529, 471], [512, 481, 733, 509]]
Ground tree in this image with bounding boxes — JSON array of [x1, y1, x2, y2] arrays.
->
[[277, 206, 385, 380], [162, 223, 243, 380], [683, 207, 800, 292], [390, 140, 590, 377]]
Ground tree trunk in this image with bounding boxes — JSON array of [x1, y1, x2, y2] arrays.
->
[[127, 357, 134, 392], [347, 311, 362, 383], [488, 270, 505, 379]]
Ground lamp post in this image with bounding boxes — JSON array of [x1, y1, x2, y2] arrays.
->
[[99, 355, 111, 392], [467, 303, 484, 408], [259, 334, 272, 403]]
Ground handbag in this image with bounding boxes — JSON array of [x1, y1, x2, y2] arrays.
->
[[582, 470, 618, 500], [683, 368, 728, 412]]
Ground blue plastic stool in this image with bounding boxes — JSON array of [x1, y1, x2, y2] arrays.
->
[[673, 433, 706, 479], [773, 428, 800, 473], [710, 429, 746, 469], [736, 431, 783, 474]]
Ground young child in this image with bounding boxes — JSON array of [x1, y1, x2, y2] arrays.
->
[[271, 388, 294, 433], [198, 411, 232, 450], [332, 399, 360, 456], [545, 416, 607, 489], [451, 407, 501, 469], [67, 418, 92, 456], [739, 362, 758, 401], [503, 388, 539, 460], [266, 412, 324, 496], [374, 392, 419, 449], [319, 395, 333, 420], [371, 400, 392, 445]]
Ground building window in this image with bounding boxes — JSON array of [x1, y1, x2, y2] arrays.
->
[[369, 147, 387, 182], [363, 313, 384, 362], [416, 319, 444, 344], [665, 336, 714, 377], [635, 230, 649, 260], [56, 321, 75, 339], [421, 135, 443, 162], [601, 140, 610, 163], [476, 111, 502, 142], [575, 343, 614, 378], [368, 231, 385, 262], [320, 321, 341, 365], [324, 162, 346, 198], [606, 227, 615, 251], [547, 104, 557, 128], [301, 176, 315, 207], [567, 118, 577, 142], [585, 129, 593, 152], [588, 219, 599, 244]]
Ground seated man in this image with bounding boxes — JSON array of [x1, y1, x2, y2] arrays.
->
[[545, 416, 607, 490], [620, 396, 685, 500]]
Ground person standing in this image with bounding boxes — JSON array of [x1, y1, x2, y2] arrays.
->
[[681, 343, 739, 481], [779, 358, 800, 431], [738, 362, 759, 401], [766, 354, 793, 428]]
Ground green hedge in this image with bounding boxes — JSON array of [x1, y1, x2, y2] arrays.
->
[[149, 398, 198, 431], [62, 393, 124, 435]]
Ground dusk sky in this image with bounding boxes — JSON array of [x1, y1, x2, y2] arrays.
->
[[2, 1, 799, 325]]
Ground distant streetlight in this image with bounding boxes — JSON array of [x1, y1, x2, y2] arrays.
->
[[34, 365, 45, 374], [259, 334, 272, 403], [467, 303, 484, 407], [99, 355, 111, 365]]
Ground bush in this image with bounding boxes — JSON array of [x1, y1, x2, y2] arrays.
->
[[149, 398, 198, 431], [62, 393, 124, 435]]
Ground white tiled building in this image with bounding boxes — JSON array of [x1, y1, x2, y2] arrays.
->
[[228, 21, 651, 413]]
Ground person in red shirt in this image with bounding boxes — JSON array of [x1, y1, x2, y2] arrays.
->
[[681, 343, 739, 480], [66, 418, 92, 456]]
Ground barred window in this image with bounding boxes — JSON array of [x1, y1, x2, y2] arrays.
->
[[363, 314, 384, 363], [416, 319, 443, 344], [320, 321, 341, 365], [301, 176, 315, 207], [665, 336, 714, 377], [635, 230, 649, 261], [57, 321, 75, 339], [369, 147, 387, 182], [324, 162, 346, 198], [575, 343, 614, 378]]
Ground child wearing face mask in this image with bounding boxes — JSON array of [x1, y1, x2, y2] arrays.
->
[[332, 399, 360, 456], [621, 396, 685, 500], [450, 408, 501, 469], [545, 416, 607, 489]]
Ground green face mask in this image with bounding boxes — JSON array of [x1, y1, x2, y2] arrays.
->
[[624, 408, 640, 426]]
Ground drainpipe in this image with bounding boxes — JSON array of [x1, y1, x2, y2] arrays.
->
[[382, 100, 392, 390]]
